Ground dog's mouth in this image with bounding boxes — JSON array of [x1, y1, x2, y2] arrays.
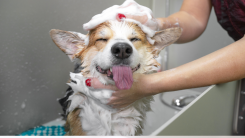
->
[[95, 64, 141, 90], [96, 64, 141, 79]]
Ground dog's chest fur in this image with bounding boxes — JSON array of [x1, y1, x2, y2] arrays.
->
[[65, 67, 154, 135], [75, 95, 153, 135]]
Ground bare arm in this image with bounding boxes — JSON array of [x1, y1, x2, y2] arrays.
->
[[157, 0, 212, 43], [108, 36, 245, 108], [117, 0, 211, 43], [90, 0, 243, 108]]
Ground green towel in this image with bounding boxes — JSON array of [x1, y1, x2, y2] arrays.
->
[[19, 126, 65, 136]]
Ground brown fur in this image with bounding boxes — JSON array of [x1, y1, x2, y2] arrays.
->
[[65, 108, 86, 135], [76, 21, 161, 77]]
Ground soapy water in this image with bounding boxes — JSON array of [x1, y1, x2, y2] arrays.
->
[[160, 17, 181, 31], [83, 0, 156, 31], [83, 0, 159, 45]]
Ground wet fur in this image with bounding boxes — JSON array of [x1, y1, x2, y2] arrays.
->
[[78, 21, 161, 81], [50, 21, 182, 135]]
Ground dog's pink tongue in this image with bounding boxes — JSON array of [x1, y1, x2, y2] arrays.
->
[[112, 65, 133, 90]]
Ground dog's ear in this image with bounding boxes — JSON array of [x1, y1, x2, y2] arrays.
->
[[50, 29, 86, 61], [151, 27, 182, 58]]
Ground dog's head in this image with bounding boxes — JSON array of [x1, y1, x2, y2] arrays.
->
[[50, 21, 181, 89]]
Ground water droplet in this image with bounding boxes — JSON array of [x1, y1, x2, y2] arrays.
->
[[41, 85, 48, 89], [14, 112, 18, 115], [21, 102, 26, 109], [174, 111, 179, 114], [55, 118, 62, 121]]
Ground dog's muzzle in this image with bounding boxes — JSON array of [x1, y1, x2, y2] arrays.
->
[[96, 64, 140, 79], [96, 42, 140, 89]]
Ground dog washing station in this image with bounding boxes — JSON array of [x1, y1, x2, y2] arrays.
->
[[145, 81, 238, 135], [0, 0, 240, 136], [17, 82, 239, 135]]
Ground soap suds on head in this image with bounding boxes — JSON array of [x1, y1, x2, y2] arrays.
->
[[123, 18, 155, 44], [83, 0, 156, 44]]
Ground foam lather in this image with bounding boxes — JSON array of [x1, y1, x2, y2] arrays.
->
[[83, 0, 157, 44], [112, 65, 133, 90]]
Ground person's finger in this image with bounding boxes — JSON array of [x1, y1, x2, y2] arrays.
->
[[124, 14, 148, 24], [107, 96, 118, 105], [107, 96, 125, 106], [107, 97, 132, 108], [85, 78, 119, 91], [112, 102, 132, 109], [111, 90, 122, 97]]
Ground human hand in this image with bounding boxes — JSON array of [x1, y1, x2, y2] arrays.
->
[[86, 78, 119, 91], [86, 73, 150, 109], [116, 13, 160, 31]]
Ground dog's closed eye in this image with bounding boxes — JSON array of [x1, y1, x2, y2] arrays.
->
[[130, 38, 141, 42], [96, 38, 108, 42]]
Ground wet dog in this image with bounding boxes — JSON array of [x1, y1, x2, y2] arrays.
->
[[50, 20, 181, 135]]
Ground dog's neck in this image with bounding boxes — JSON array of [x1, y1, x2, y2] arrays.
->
[[73, 58, 85, 73]]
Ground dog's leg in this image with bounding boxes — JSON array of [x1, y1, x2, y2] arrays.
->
[[64, 92, 87, 135], [65, 108, 87, 135]]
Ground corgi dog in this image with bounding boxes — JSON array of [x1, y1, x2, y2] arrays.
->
[[50, 20, 182, 135]]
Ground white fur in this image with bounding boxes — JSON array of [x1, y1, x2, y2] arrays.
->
[[67, 72, 153, 135], [67, 93, 86, 113], [66, 21, 155, 136], [68, 73, 114, 107], [99, 21, 141, 69], [88, 21, 142, 85]]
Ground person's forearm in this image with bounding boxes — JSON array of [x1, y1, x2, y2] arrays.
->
[[157, 0, 212, 43], [147, 36, 245, 95]]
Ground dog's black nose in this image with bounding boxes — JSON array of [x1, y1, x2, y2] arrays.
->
[[111, 43, 133, 59]]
